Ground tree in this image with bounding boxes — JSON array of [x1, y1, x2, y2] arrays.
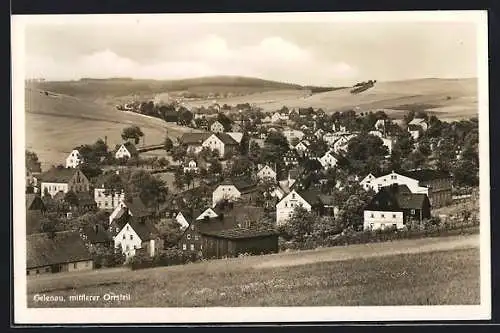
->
[[229, 156, 254, 178], [164, 136, 174, 152], [217, 113, 232, 131], [178, 109, 194, 126], [261, 132, 289, 164], [336, 193, 371, 231], [248, 141, 261, 163], [345, 134, 388, 176], [26, 150, 41, 172], [173, 169, 186, 191], [209, 160, 223, 175], [239, 132, 250, 155], [121, 126, 144, 145], [278, 206, 316, 243], [171, 144, 187, 162], [64, 191, 79, 207], [127, 170, 168, 211], [311, 216, 345, 240]]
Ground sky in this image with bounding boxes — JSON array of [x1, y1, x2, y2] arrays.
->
[[23, 18, 479, 86]]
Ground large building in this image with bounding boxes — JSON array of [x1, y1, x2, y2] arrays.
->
[[39, 167, 90, 198], [363, 184, 431, 230]]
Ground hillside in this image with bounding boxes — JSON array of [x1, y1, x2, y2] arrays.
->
[[184, 78, 477, 120], [25, 88, 201, 170]]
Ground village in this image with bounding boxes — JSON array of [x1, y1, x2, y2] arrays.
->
[[25, 99, 480, 276]]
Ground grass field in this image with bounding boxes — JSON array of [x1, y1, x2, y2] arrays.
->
[[27, 235, 479, 307], [25, 88, 202, 170]]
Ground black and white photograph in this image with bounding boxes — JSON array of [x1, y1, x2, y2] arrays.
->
[[12, 11, 490, 324]]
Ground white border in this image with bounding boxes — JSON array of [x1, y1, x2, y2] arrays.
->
[[12, 11, 490, 324]]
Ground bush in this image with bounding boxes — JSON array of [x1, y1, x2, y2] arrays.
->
[[130, 248, 202, 270]]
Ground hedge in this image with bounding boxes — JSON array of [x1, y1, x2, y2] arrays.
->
[[129, 248, 202, 270]]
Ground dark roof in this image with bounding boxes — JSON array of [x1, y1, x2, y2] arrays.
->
[[192, 205, 267, 234], [122, 142, 138, 156], [26, 194, 45, 210], [408, 124, 423, 131], [114, 213, 159, 241], [216, 133, 239, 145], [397, 193, 428, 210], [38, 167, 77, 183], [82, 225, 113, 244], [219, 177, 257, 192], [125, 197, 152, 217], [200, 226, 278, 240], [367, 184, 429, 211], [398, 169, 452, 182], [179, 133, 211, 145], [26, 231, 92, 269]]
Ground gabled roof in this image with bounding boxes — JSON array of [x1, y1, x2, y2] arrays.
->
[[408, 118, 427, 125], [179, 132, 211, 145], [398, 169, 452, 182], [199, 226, 277, 240], [38, 167, 77, 183], [27, 231, 92, 269], [124, 197, 152, 218], [115, 213, 159, 241], [219, 177, 257, 192], [122, 141, 138, 156], [226, 132, 243, 144], [215, 133, 239, 145], [26, 194, 45, 210], [366, 184, 428, 211], [82, 225, 113, 244]]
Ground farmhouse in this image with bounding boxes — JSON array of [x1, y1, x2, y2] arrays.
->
[[26, 194, 47, 234], [257, 165, 277, 181], [212, 177, 258, 207], [202, 133, 239, 158], [65, 149, 83, 168], [318, 151, 339, 170], [27, 231, 93, 275], [179, 132, 212, 154], [294, 140, 311, 156], [363, 184, 431, 230], [183, 159, 199, 173], [39, 167, 90, 198], [210, 120, 225, 133], [112, 213, 162, 259], [115, 142, 138, 159], [275, 190, 312, 226]]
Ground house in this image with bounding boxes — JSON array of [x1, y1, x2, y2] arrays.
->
[[202, 133, 239, 158], [294, 140, 311, 156], [359, 169, 452, 207], [408, 124, 423, 140], [283, 150, 299, 166], [374, 119, 387, 132], [369, 130, 384, 138], [282, 130, 305, 145], [262, 115, 272, 123], [108, 197, 153, 225], [323, 133, 340, 145], [226, 132, 244, 144], [210, 120, 225, 133], [314, 129, 325, 140], [39, 167, 90, 198], [112, 213, 162, 259], [179, 132, 212, 154], [332, 134, 356, 154], [211, 178, 258, 207], [363, 184, 431, 230], [318, 151, 339, 170], [115, 142, 138, 159], [196, 117, 210, 130], [65, 149, 83, 168], [183, 159, 199, 173], [271, 112, 289, 123], [257, 165, 277, 181], [80, 224, 114, 250], [94, 174, 126, 211], [408, 118, 429, 131], [200, 227, 278, 259], [27, 231, 93, 275], [275, 190, 312, 226]]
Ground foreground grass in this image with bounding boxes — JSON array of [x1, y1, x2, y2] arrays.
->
[[28, 248, 479, 307]]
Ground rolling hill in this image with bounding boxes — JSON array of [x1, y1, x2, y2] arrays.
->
[[25, 88, 202, 170]]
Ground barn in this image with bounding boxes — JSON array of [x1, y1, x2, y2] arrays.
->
[[200, 227, 278, 259]]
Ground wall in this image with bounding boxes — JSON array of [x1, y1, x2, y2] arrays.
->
[[212, 185, 241, 207], [95, 188, 125, 210], [41, 182, 69, 197], [276, 191, 312, 226], [114, 224, 143, 259], [363, 210, 404, 230], [233, 236, 279, 256], [67, 260, 93, 272], [203, 135, 225, 157]]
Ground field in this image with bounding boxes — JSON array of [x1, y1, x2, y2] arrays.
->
[[25, 88, 202, 170], [27, 234, 479, 307]]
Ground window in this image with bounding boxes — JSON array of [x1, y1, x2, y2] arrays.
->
[[182, 244, 187, 250], [126, 245, 130, 251], [411, 209, 416, 214], [27, 270, 30, 275], [392, 224, 397, 228], [130, 235, 133, 240], [190, 244, 195, 251], [122, 234, 126, 240], [187, 234, 191, 240], [104, 202, 108, 207], [73, 263, 77, 269], [85, 261, 89, 267], [370, 213, 374, 218], [126, 226, 129, 231], [381, 214, 385, 218], [292, 193, 296, 199], [370, 223, 374, 229], [195, 235, 199, 241], [116, 227, 119, 232], [392, 214, 396, 219], [45, 267, 50, 272], [191, 225, 195, 231]]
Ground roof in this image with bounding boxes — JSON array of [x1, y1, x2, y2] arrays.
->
[[398, 169, 452, 182], [226, 132, 243, 143], [179, 132, 211, 145], [26, 194, 44, 210], [409, 118, 427, 125], [82, 225, 113, 244], [288, 167, 304, 179], [124, 197, 152, 218], [26, 231, 92, 269], [122, 142, 138, 156], [199, 226, 278, 240], [38, 167, 77, 183], [408, 124, 423, 131], [367, 184, 429, 211], [215, 133, 239, 145], [219, 177, 257, 192], [115, 213, 159, 241]]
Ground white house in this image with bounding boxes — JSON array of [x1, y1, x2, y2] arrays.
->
[[65, 149, 83, 168], [197, 207, 219, 220], [363, 210, 404, 231], [94, 187, 125, 210], [210, 121, 225, 133], [115, 142, 138, 159], [276, 190, 312, 226], [175, 212, 191, 230], [212, 183, 241, 207], [359, 171, 428, 194], [318, 151, 339, 170], [202, 133, 239, 158], [282, 130, 305, 144], [323, 133, 340, 145], [108, 197, 151, 225], [408, 125, 422, 140], [183, 160, 199, 173], [39, 168, 90, 198], [257, 165, 277, 181], [381, 137, 393, 154], [332, 134, 356, 154], [271, 112, 289, 123], [227, 132, 243, 144], [113, 220, 159, 259], [408, 118, 429, 131], [294, 140, 311, 155]]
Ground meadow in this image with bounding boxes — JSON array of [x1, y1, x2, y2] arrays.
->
[[27, 235, 479, 307]]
